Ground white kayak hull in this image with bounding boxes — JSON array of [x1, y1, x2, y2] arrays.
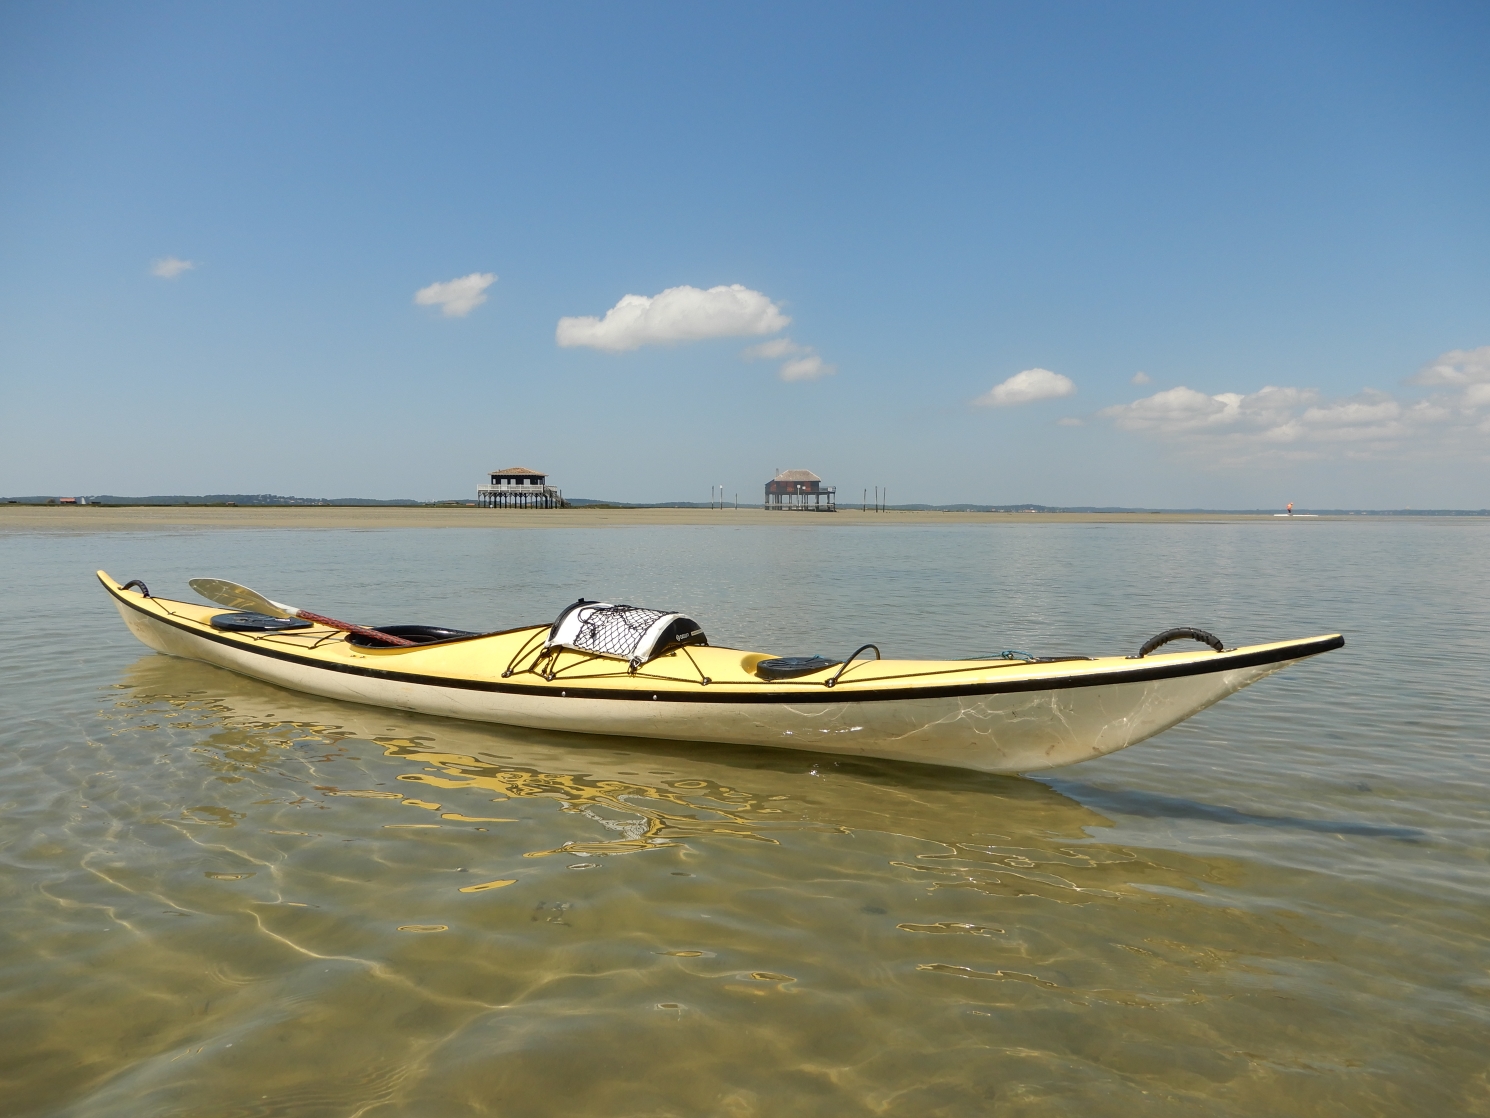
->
[[110, 590, 1328, 774]]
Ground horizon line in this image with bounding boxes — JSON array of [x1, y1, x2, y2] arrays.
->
[[5, 494, 1488, 516]]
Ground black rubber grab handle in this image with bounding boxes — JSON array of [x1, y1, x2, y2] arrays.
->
[[824, 644, 881, 687], [1134, 627, 1224, 658]]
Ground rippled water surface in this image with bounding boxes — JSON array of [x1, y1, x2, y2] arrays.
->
[[2, 520, 1487, 1117]]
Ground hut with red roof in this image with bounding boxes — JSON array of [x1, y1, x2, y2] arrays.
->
[[764, 469, 836, 512]]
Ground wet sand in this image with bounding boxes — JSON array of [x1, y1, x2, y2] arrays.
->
[[1, 504, 1305, 531]]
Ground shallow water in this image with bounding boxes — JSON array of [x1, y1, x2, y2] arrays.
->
[[1, 521, 1487, 1117]]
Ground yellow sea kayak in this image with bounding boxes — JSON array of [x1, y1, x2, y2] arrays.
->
[[99, 571, 1343, 774]]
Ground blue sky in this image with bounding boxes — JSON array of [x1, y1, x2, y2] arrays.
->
[[3, 1, 1487, 507]]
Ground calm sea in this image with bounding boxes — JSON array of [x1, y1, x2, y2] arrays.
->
[[1, 520, 1486, 1117]]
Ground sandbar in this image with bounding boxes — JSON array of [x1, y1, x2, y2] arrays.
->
[[0, 504, 1333, 532]]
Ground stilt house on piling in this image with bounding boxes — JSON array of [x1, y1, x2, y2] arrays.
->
[[764, 469, 836, 512], [477, 467, 564, 508]]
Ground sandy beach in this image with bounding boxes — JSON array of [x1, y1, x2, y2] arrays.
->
[[0, 504, 1314, 531]]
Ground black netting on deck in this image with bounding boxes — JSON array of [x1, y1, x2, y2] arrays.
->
[[571, 606, 669, 659]]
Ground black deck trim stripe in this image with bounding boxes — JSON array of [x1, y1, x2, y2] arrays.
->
[[105, 580, 1344, 705]]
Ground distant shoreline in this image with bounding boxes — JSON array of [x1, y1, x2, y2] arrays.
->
[[5, 494, 1487, 516], [4, 504, 1487, 532]]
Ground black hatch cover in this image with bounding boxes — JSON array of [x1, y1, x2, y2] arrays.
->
[[754, 655, 842, 680], [210, 611, 313, 632]]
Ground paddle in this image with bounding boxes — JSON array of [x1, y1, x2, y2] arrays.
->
[[188, 578, 416, 647]]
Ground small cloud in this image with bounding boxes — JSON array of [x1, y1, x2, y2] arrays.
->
[[974, 368, 1077, 407], [151, 257, 195, 279], [1131, 371, 1151, 385], [779, 353, 836, 382], [742, 337, 807, 360], [415, 272, 496, 317], [742, 336, 833, 381], [1057, 417, 1084, 426], [556, 284, 789, 351]]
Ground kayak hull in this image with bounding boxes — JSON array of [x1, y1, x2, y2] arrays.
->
[[102, 573, 1341, 774]]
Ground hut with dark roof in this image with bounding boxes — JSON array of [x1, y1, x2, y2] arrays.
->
[[478, 466, 563, 509], [764, 469, 836, 512]]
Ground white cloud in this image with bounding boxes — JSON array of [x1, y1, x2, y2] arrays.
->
[[742, 337, 807, 360], [779, 354, 836, 382], [556, 284, 789, 351], [1409, 345, 1490, 387], [1131, 371, 1151, 385], [1096, 346, 1490, 463], [740, 336, 835, 382], [414, 272, 496, 317], [974, 368, 1077, 407], [1099, 385, 1328, 446], [151, 257, 195, 278]]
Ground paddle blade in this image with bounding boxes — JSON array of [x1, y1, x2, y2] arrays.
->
[[189, 578, 288, 618]]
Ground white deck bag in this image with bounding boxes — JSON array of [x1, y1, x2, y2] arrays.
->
[[545, 600, 707, 669]]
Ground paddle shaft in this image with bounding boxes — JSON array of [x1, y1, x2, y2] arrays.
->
[[286, 608, 417, 647]]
